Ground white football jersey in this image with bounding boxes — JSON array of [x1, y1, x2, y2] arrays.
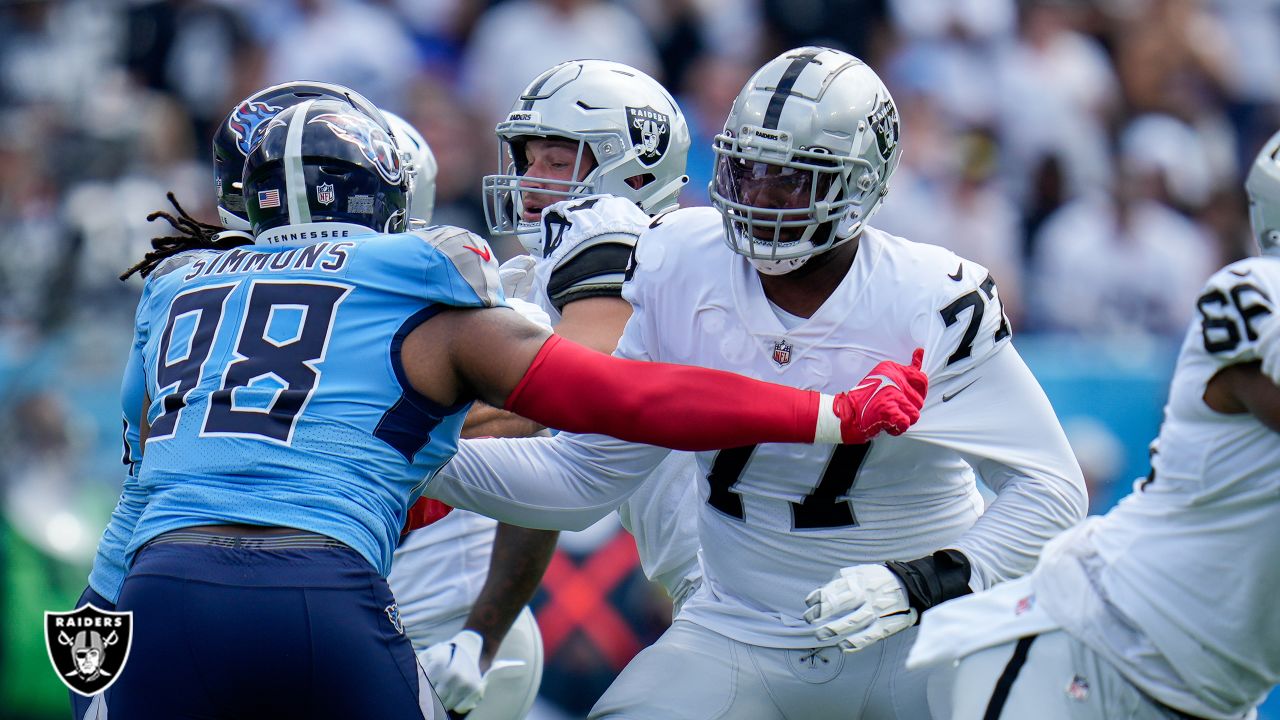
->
[[388, 509, 498, 650], [519, 195, 703, 600], [523, 194, 650, 323], [1035, 256, 1280, 719], [431, 206, 1086, 648]]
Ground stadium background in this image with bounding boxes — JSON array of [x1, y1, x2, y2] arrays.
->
[[1, 0, 1277, 717]]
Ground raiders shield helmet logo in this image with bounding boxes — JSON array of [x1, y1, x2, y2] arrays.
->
[[868, 98, 899, 162], [626, 106, 671, 167], [45, 604, 133, 696]]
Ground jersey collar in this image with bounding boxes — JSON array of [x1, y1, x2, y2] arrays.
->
[[255, 222, 378, 248]]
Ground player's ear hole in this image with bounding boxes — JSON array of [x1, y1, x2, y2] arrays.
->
[[626, 173, 655, 190]]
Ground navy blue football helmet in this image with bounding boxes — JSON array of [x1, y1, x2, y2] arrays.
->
[[213, 82, 393, 231], [242, 98, 409, 238]]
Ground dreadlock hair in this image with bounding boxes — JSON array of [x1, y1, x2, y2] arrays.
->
[[120, 192, 254, 281]]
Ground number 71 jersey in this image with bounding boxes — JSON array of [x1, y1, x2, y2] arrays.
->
[[618, 208, 1036, 647], [128, 228, 504, 577]]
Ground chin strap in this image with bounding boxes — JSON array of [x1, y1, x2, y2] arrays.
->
[[884, 549, 973, 615]]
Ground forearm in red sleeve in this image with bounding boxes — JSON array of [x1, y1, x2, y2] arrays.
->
[[505, 335, 834, 450]]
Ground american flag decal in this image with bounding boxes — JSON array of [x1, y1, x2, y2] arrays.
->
[[257, 188, 281, 208]]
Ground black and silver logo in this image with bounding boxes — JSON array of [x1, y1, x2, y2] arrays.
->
[[626, 106, 671, 167], [45, 604, 133, 696], [868, 98, 899, 161]]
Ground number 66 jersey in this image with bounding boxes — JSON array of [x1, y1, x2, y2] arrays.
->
[[1032, 256, 1280, 718], [434, 206, 1087, 648]]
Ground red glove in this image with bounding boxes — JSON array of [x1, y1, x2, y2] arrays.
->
[[831, 348, 928, 444]]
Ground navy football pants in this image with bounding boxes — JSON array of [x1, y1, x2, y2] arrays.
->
[[108, 535, 444, 719]]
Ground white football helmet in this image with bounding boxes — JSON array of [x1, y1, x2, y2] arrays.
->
[[1247, 128, 1280, 257], [482, 59, 690, 254], [384, 111, 438, 225], [709, 47, 902, 274]]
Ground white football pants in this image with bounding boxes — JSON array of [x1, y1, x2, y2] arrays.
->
[[589, 619, 931, 719], [935, 630, 1247, 720]]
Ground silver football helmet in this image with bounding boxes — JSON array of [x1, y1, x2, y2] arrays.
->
[[384, 111, 438, 225], [1247, 128, 1280, 257], [483, 59, 690, 254], [709, 47, 902, 274]]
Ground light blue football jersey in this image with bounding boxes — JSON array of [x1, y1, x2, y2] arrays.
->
[[87, 317, 148, 603], [125, 226, 504, 576]]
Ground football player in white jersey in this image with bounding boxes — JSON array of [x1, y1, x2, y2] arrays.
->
[[425, 46, 1088, 719], [389, 64, 702, 717], [476, 58, 705, 612], [905, 129, 1280, 720]]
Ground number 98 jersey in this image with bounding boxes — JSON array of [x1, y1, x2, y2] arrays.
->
[[127, 227, 504, 578], [619, 207, 1079, 648]]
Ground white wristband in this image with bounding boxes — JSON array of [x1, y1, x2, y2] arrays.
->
[[813, 393, 842, 443]]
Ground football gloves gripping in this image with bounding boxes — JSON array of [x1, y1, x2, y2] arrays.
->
[[804, 550, 972, 652], [830, 348, 928, 445]]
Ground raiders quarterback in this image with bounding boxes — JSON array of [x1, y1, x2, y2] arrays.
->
[[427, 47, 1087, 719], [907, 129, 1280, 720], [393, 59, 703, 717]]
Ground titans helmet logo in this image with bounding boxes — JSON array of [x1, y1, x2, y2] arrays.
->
[[228, 100, 283, 156], [308, 113, 403, 184]]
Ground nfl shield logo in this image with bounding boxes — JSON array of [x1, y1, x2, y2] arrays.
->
[[45, 604, 133, 696], [316, 183, 335, 205], [772, 340, 792, 367]]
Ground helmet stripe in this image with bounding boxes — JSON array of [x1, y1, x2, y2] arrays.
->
[[521, 66, 560, 111], [763, 50, 821, 130], [284, 99, 313, 225]]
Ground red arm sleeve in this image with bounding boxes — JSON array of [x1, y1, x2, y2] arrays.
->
[[402, 497, 454, 534], [504, 335, 821, 451]]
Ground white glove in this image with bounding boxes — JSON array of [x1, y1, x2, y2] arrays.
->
[[803, 564, 918, 652], [1259, 314, 1280, 386], [498, 255, 538, 299], [420, 630, 529, 714], [506, 297, 552, 331], [420, 630, 486, 713]]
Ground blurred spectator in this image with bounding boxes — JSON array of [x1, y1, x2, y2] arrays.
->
[[876, 117, 1027, 324], [264, 0, 420, 113], [458, 0, 661, 124], [994, 0, 1118, 206], [1030, 117, 1217, 337], [760, 0, 891, 64], [677, 52, 753, 207], [121, 0, 257, 151]]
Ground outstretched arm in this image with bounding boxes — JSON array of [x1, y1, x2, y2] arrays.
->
[[401, 306, 927, 451]]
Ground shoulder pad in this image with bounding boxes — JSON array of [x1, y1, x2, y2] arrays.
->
[[408, 225, 503, 307], [540, 195, 648, 261], [923, 253, 1012, 380], [149, 248, 217, 280], [1193, 259, 1278, 363]]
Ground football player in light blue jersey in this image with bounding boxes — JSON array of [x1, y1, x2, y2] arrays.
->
[[69, 82, 395, 719], [101, 95, 928, 719]]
